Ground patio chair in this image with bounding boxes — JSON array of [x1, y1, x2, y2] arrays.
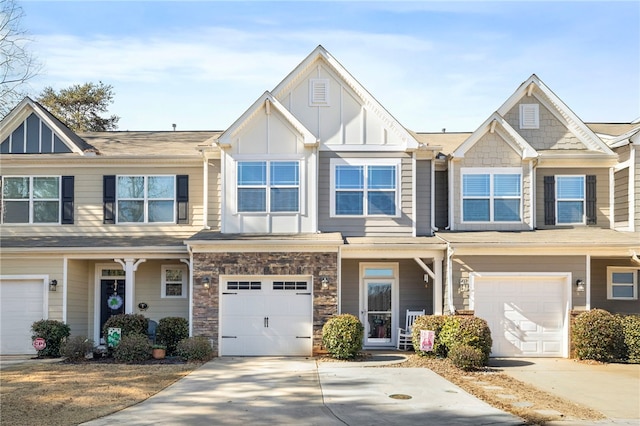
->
[[397, 309, 425, 350], [147, 319, 158, 344]]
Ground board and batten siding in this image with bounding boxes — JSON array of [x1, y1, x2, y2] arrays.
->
[[452, 255, 587, 311], [318, 152, 414, 237]]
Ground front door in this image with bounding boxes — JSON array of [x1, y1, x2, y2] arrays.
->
[[364, 279, 393, 345], [100, 278, 125, 338]]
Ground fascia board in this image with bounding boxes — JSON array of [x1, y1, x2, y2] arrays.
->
[[186, 240, 342, 253], [0, 247, 189, 256]]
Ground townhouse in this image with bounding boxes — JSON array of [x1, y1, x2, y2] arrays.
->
[[1, 46, 638, 358]]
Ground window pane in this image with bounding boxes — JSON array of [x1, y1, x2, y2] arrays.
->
[[463, 174, 490, 197], [368, 191, 396, 215], [271, 188, 298, 212], [557, 201, 583, 223], [3, 177, 29, 199], [463, 199, 490, 221], [165, 269, 183, 281], [336, 191, 363, 215], [368, 166, 396, 189], [33, 201, 59, 222], [33, 177, 59, 199], [148, 176, 175, 198], [118, 176, 144, 198], [238, 188, 266, 212], [612, 272, 634, 284], [271, 162, 299, 185], [494, 174, 521, 196], [336, 166, 363, 189], [494, 199, 520, 221], [557, 176, 584, 198], [612, 286, 634, 298], [238, 162, 266, 185], [364, 268, 394, 277], [118, 200, 144, 222], [148, 200, 174, 222], [367, 282, 392, 311], [165, 283, 183, 296], [2, 201, 28, 223]]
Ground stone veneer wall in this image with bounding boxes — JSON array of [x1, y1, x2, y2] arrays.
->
[[192, 251, 338, 355]]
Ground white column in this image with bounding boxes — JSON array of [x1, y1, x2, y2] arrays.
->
[[114, 258, 146, 314]]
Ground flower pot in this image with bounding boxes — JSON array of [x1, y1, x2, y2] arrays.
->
[[152, 348, 166, 359]]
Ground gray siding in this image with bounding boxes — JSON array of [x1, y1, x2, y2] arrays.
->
[[590, 258, 640, 315], [434, 170, 448, 230], [340, 259, 360, 316], [318, 152, 414, 237], [415, 160, 432, 236]]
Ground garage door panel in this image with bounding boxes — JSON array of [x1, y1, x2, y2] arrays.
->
[[1, 280, 45, 355]]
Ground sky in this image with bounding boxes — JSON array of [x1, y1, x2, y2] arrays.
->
[[16, 0, 640, 132]]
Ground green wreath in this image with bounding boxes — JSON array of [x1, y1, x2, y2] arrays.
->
[[107, 294, 123, 310]]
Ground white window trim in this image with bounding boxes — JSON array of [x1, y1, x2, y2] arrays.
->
[[555, 175, 585, 225], [116, 175, 176, 224], [330, 158, 402, 218], [234, 159, 302, 214], [460, 167, 523, 223], [161, 265, 188, 299], [607, 267, 638, 300], [309, 78, 330, 106], [1, 175, 61, 225], [519, 104, 539, 129]]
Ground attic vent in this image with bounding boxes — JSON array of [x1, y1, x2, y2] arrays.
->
[[309, 79, 330, 106], [519, 104, 539, 129]]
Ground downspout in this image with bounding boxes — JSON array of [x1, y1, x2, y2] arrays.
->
[[436, 234, 455, 314], [431, 157, 438, 232], [185, 245, 194, 337], [202, 155, 210, 230]]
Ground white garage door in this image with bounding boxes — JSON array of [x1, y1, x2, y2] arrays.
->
[[0, 279, 46, 354], [220, 277, 313, 356], [472, 274, 569, 357]]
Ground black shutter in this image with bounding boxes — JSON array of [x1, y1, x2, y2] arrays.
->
[[61, 176, 74, 224], [176, 175, 189, 224], [544, 176, 556, 225], [103, 175, 116, 224], [586, 175, 597, 225]]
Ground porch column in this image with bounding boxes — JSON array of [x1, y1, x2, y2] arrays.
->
[[114, 258, 147, 314], [433, 255, 443, 315]]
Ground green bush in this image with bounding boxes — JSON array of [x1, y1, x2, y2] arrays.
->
[[102, 314, 148, 338], [422, 316, 492, 365], [61, 336, 94, 362], [448, 344, 485, 371], [113, 333, 152, 363], [618, 314, 640, 363], [157, 317, 189, 356], [31, 320, 71, 357], [176, 337, 213, 361], [412, 315, 447, 357], [572, 309, 625, 362], [322, 314, 364, 359]]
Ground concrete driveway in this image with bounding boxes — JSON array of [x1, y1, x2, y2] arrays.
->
[[83, 356, 524, 426]]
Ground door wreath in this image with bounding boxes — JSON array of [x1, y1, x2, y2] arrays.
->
[[107, 294, 123, 310]]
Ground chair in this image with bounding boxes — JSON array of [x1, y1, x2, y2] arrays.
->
[[147, 319, 158, 344], [397, 309, 425, 350]]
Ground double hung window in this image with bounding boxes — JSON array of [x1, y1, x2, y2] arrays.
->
[[607, 267, 638, 300], [237, 161, 299, 213], [161, 266, 187, 298], [556, 176, 584, 224], [462, 169, 521, 222], [117, 175, 175, 223], [2, 176, 60, 223]]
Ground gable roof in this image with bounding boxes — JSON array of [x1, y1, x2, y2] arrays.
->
[[271, 45, 419, 151], [497, 75, 615, 156], [0, 97, 96, 154], [452, 112, 538, 159], [606, 123, 640, 148], [217, 91, 317, 148]]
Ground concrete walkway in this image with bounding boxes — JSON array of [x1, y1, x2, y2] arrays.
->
[[83, 356, 525, 426]]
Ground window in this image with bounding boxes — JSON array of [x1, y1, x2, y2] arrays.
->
[[556, 176, 584, 224], [331, 159, 400, 217], [519, 104, 539, 129], [607, 267, 638, 300], [2, 176, 61, 224], [227, 281, 262, 290], [117, 175, 175, 223], [237, 161, 299, 213], [273, 281, 308, 290], [461, 169, 521, 222], [162, 266, 187, 298]]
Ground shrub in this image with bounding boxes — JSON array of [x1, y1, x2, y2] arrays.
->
[[31, 320, 71, 357], [61, 336, 94, 361], [449, 344, 485, 371], [102, 314, 148, 339], [412, 315, 447, 357], [322, 314, 364, 359], [157, 317, 189, 356], [176, 337, 213, 361], [437, 316, 492, 365], [572, 309, 625, 362], [618, 314, 640, 363], [113, 333, 152, 363]]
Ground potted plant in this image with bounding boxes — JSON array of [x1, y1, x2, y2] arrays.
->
[[152, 344, 166, 359]]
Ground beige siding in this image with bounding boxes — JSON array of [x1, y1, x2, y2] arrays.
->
[[590, 258, 640, 314], [67, 259, 90, 336], [536, 167, 611, 229], [132, 260, 189, 322], [635, 148, 640, 230], [614, 167, 629, 229], [207, 160, 221, 230]]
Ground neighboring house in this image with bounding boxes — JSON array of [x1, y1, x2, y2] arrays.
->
[[1, 46, 637, 358]]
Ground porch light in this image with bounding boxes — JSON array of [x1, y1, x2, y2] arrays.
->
[[576, 279, 585, 292], [321, 277, 329, 289], [202, 277, 210, 289], [49, 280, 58, 292]]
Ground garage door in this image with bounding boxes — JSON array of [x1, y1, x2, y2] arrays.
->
[[219, 277, 313, 356], [0, 279, 46, 354], [472, 274, 569, 357]]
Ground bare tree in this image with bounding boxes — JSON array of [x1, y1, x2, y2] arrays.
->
[[0, 0, 40, 117]]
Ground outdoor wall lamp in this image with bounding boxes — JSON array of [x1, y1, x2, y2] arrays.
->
[[321, 277, 329, 290], [49, 279, 58, 292], [576, 279, 585, 292], [202, 277, 210, 289]]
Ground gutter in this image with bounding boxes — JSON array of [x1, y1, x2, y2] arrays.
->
[[435, 233, 456, 314]]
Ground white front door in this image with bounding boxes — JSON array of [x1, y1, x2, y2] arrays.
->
[[360, 263, 398, 347]]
